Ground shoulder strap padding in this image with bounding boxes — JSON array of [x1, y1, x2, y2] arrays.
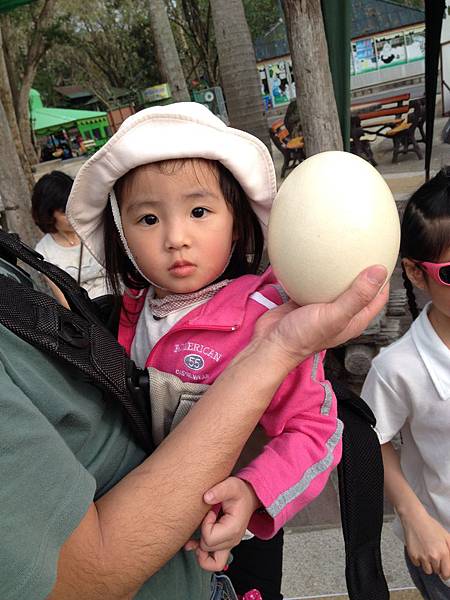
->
[[332, 378, 389, 600]]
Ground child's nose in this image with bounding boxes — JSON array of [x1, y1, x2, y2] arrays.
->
[[165, 221, 191, 250]]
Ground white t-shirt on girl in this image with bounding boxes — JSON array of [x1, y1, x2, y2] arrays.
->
[[361, 302, 450, 543], [35, 233, 108, 299]]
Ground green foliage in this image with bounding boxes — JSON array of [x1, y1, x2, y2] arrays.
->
[[12, 0, 161, 108], [243, 0, 282, 41]]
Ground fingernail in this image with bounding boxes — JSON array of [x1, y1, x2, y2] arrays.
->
[[204, 492, 214, 503], [366, 265, 387, 286]]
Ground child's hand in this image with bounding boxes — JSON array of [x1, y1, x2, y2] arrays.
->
[[184, 477, 260, 572], [403, 510, 450, 579], [202, 477, 260, 551]]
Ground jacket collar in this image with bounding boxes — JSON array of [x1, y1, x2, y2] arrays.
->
[[186, 267, 277, 329], [411, 302, 450, 401]]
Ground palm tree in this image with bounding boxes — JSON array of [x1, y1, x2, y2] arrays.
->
[[282, 0, 343, 156], [148, 0, 190, 102], [210, 0, 271, 152]]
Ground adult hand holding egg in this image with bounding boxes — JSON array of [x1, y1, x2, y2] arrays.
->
[[268, 151, 400, 305]]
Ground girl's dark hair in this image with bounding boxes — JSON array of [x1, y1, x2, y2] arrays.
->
[[400, 167, 450, 319], [31, 170, 74, 233], [103, 159, 264, 296]]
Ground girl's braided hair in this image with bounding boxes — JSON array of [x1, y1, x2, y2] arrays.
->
[[400, 167, 450, 319]]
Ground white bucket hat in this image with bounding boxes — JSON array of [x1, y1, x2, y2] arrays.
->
[[66, 102, 277, 265]]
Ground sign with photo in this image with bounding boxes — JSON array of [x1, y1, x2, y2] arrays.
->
[[375, 33, 406, 68], [353, 38, 377, 73]]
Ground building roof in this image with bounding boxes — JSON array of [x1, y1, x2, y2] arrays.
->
[[55, 85, 131, 102], [54, 86, 93, 100], [29, 89, 107, 135], [255, 0, 424, 61], [353, 0, 424, 39]]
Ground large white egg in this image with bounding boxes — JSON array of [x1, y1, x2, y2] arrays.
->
[[268, 151, 400, 305]]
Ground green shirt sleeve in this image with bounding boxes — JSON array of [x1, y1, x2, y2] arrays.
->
[[0, 358, 96, 599]]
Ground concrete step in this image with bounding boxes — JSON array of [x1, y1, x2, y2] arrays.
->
[[281, 524, 415, 599], [285, 590, 420, 600]]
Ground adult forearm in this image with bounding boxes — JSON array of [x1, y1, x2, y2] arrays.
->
[[52, 338, 295, 599]]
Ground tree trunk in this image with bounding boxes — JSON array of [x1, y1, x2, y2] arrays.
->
[[210, 0, 271, 153], [282, 0, 343, 156], [17, 65, 39, 165], [14, 0, 58, 166], [148, 0, 190, 102], [0, 98, 39, 248], [0, 27, 35, 191]]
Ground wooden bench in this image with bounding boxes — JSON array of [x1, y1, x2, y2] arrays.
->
[[352, 92, 410, 110], [358, 105, 409, 123], [385, 99, 424, 163], [269, 119, 305, 178]]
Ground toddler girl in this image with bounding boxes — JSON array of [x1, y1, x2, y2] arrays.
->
[[67, 102, 342, 597]]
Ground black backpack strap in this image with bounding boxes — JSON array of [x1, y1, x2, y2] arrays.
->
[[0, 229, 104, 323], [0, 230, 152, 454], [332, 379, 389, 600]]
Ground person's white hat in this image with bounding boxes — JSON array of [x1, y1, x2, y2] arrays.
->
[[66, 102, 277, 265]]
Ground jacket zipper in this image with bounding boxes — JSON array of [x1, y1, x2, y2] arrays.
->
[[145, 321, 240, 368]]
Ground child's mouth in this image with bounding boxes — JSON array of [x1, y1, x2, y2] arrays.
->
[[169, 261, 196, 277]]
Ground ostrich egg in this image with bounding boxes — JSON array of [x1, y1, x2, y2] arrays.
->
[[268, 151, 400, 305]]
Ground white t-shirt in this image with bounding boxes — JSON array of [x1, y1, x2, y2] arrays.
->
[[35, 233, 108, 299], [130, 288, 207, 369], [361, 302, 450, 543]]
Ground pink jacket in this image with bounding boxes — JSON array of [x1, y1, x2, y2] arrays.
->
[[118, 269, 342, 538]]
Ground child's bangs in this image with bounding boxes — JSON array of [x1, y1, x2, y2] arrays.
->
[[425, 217, 450, 261], [115, 158, 220, 203]]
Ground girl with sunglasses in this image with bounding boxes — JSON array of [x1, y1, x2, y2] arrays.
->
[[361, 168, 450, 599]]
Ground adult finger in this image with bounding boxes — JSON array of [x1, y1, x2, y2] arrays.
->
[[330, 265, 387, 334]]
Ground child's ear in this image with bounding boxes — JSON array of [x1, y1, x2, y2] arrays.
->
[[402, 258, 427, 290]]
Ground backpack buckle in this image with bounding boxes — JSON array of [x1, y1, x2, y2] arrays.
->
[[58, 316, 90, 348]]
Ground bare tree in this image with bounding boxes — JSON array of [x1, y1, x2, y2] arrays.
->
[[167, 0, 219, 88], [148, 0, 190, 102], [210, 0, 271, 151], [0, 97, 39, 247], [0, 27, 35, 191], [3, 0, 58, 165], [282, 0, 342, 156]]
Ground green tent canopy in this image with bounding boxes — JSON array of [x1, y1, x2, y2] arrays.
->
[[0, 0, 36, 13], [29, 89, 109, 149], [32, 105, 108, 136]]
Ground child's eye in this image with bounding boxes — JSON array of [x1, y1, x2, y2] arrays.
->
[[140, 214, 158, 226], [191, 207, 209, 219]]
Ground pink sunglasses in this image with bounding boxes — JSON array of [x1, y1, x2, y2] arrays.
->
[[413, 260, 450, 286]]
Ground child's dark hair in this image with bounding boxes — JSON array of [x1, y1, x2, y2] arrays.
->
[[401, 167, 450, 319], [31, 170, 74, 233], [103, 159, 264, 295]]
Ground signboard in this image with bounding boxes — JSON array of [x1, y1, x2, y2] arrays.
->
[[352, 38, 377, 73], [375, 32, 406, 68], [141, 83, 171, 104]]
